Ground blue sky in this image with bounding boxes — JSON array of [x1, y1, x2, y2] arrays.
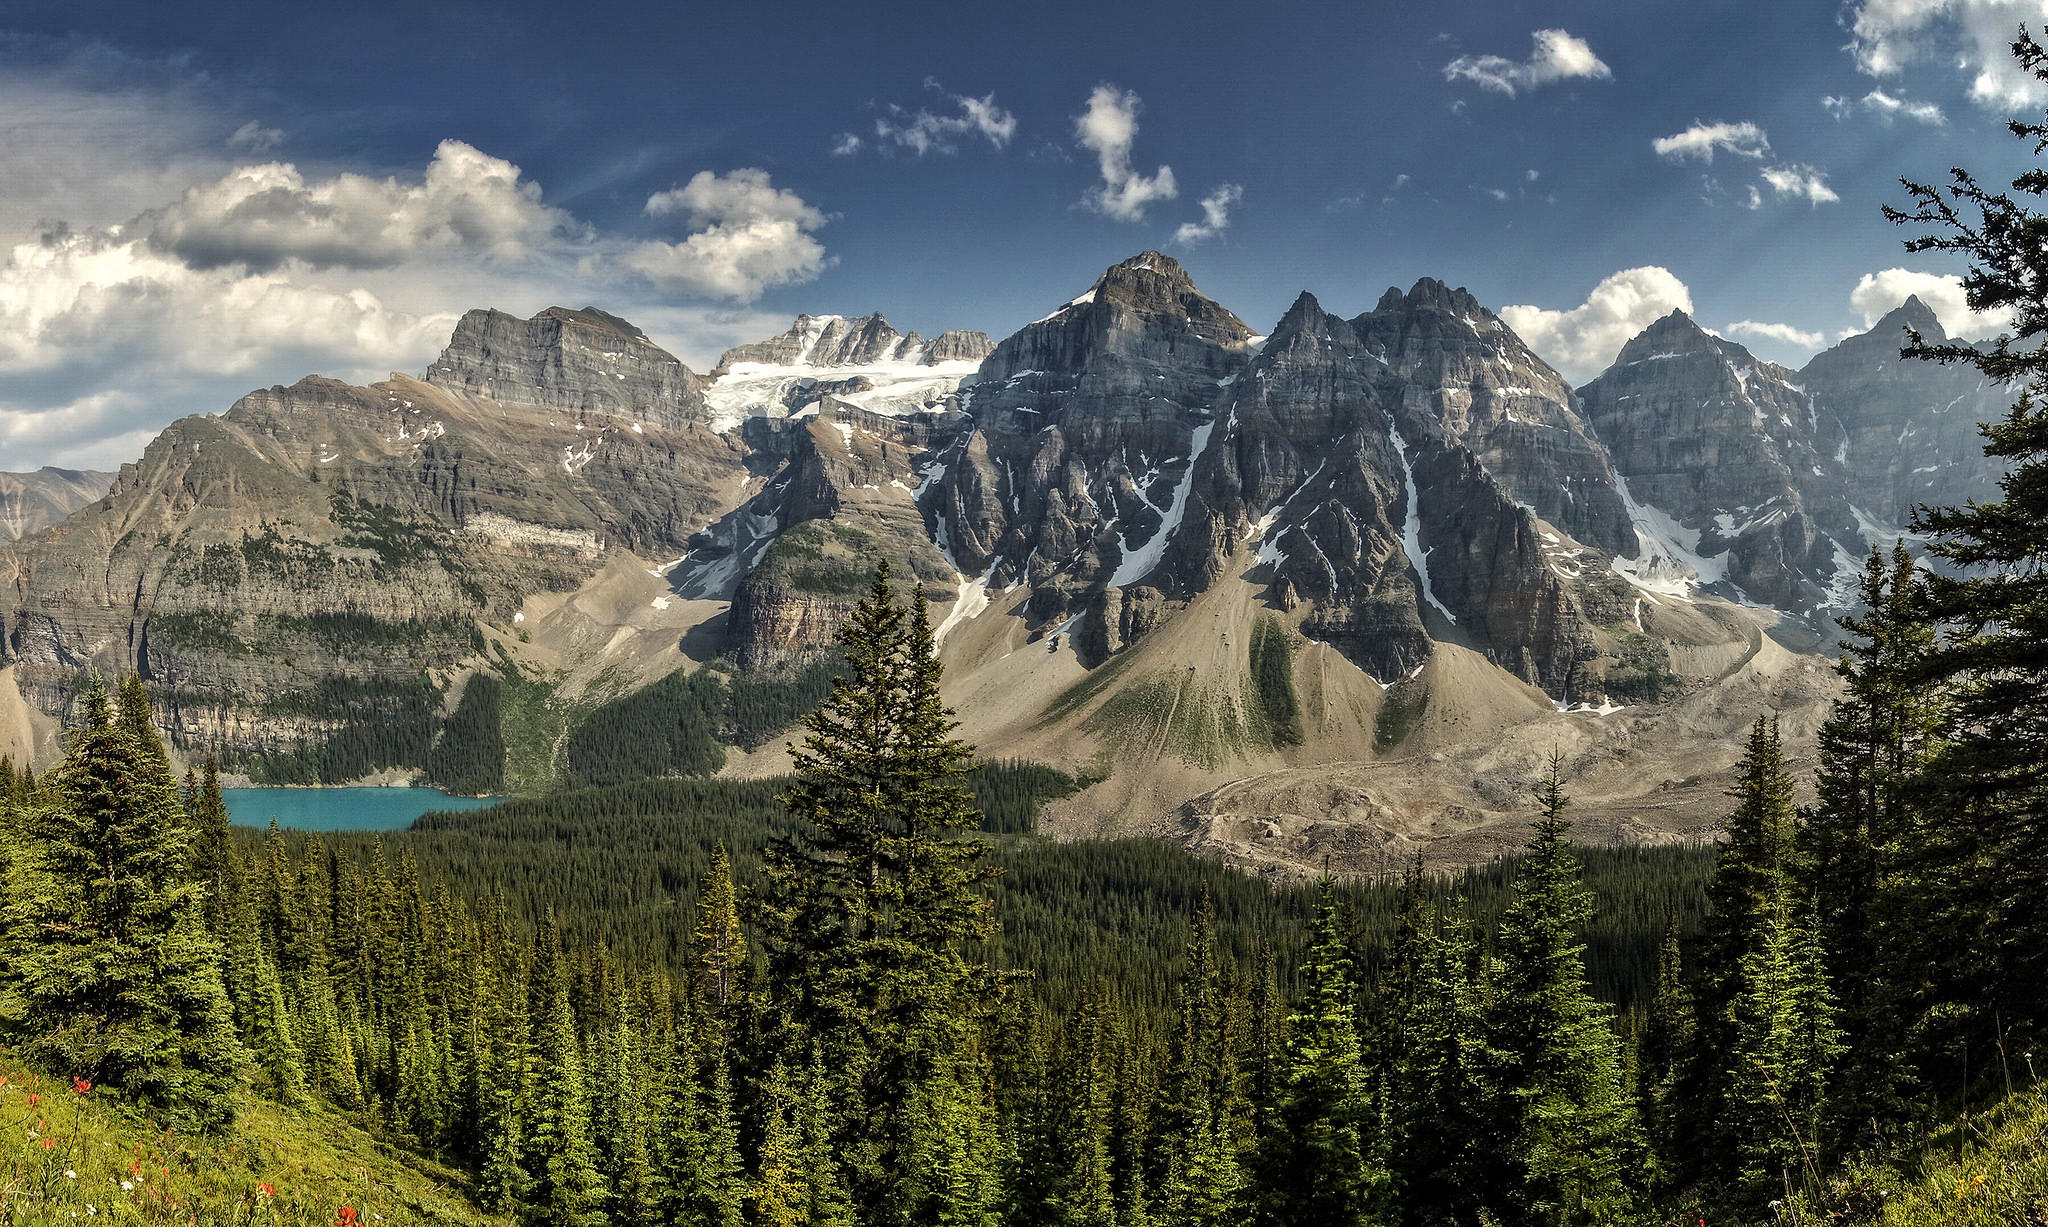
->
[[0, 0, 2041, 468]]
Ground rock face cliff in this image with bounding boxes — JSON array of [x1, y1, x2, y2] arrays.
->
[[424, 306, 709, 430], [0, 255, 2016, 801], [1574, 302, 2007, 614], [0, 468, 114, 540], [1798, 297, 2007, 526], [1577, 311, 1854, 611], [0, 307, 746, 763]]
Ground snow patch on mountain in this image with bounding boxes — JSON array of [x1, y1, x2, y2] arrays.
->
[[704, 358, 981, 432], [1609, 474, 1725, 599], [1389, 424, 1458, 625], [1108, 417, 1216, 588]]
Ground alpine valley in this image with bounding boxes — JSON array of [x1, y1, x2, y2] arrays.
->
[[0, 253, 2003, 873]]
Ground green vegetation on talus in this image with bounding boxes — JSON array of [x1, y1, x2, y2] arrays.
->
[[1249, 614, 1303, 746], [1374, 675, 1427, 751], [1602, 632, 1681, 704], [1084, 659, 1301, 770], [750, 519, 882, 595]]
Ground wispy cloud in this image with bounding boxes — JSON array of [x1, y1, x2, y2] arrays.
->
[[1172, 184, 1242, 245], [1760, 163, 1838, 205], [1725, 319, 1827, 348], [227, 120, 283, 153], [1075, 84, 1177, 221], [1652, 120, 1770, 162], [1824, 89, 1946, 124], [1443, 28, 1611, 97], [869, 79, 1017, 155]]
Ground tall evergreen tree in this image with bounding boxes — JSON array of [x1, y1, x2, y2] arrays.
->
[[521, 918, 606, 1226], [1804, 546, 1941, 1142], [1259, 877, 1382, 1227], [0, 675, 241, 1129], [1485, 757, 1644, 1226], [1886, 27, 2048, 1057], [761, 564, 1001, 1215]]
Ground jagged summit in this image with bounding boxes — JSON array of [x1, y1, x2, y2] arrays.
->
[[713, 312, 994, 374], [979, 251, 1254, 385], [1871, 294, 1946, 342], [424, 305, 707, 429]]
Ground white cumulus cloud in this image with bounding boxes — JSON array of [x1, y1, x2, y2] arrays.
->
[[1652, 121, 1771, 162], [1850, 268, 2011, 337], [1499, 266, 1695, 384], [1172, 184, 1242, 245], [627, 169, 831, 300], [144, 140, 571, 271], [1760, 163, 1840, 205], [1075, 84, 1178, 221], [1443, 29, 1612, 97], [1725, 319, 1828, 348], [1848, 0, 2048, 109], [872, 81, 1017, 155]]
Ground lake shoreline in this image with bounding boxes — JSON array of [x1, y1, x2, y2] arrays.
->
[[222, 786, 505, 832]]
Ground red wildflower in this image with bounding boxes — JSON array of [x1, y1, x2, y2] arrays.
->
[[38, 1138, 53, 1149], [337, 1206, 359, 1227], [27, 1092, 39, 1106], [71, 1077, 91, 1095], [256, 1183, 274, 1198]]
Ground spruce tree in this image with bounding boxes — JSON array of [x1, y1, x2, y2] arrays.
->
[[0, 674, 241, 1129], [1484, 757, 1645, 1225], [521, 918, 606, 1226], [1158, 892, 1246, 1227], [1803, 546, 1939, 1143], [1382, 892, 1493, 1227], [1886, 30, 2048, 1057], [762, 564, 1001, 1214], [694, 840, 747, 1048], [1259, 877, 1382, 1227], [1634, 914, 1692, 1172]]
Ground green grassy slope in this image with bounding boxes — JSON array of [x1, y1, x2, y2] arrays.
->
[[0, 1054, 503, 1226]]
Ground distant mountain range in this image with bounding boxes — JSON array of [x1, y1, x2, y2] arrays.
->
[[0, 467, 113, 541], [0, 253, 1999, 869]]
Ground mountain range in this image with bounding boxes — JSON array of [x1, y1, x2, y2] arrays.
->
[[0, 253, 2001, 870]]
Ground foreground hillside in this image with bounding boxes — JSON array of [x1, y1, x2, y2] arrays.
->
[[0, 1054, 502, 1225]]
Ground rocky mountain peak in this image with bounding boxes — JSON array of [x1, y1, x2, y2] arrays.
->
[[424, 305, 707, 429], [713, 312, 991, 373], [1271, 290, 1334, 339], [1386, 276, 1488, 320], [1088, 250, 1255, 345], [1872, 294, 1947, 343], [1619, 309, 1716, 356], [980, 252, 1254, 383]]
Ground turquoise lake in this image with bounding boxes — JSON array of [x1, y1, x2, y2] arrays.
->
[[222, 786, 502, 832]]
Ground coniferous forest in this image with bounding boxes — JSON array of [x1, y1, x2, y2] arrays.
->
[[8, 32, 2048, 1227]]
